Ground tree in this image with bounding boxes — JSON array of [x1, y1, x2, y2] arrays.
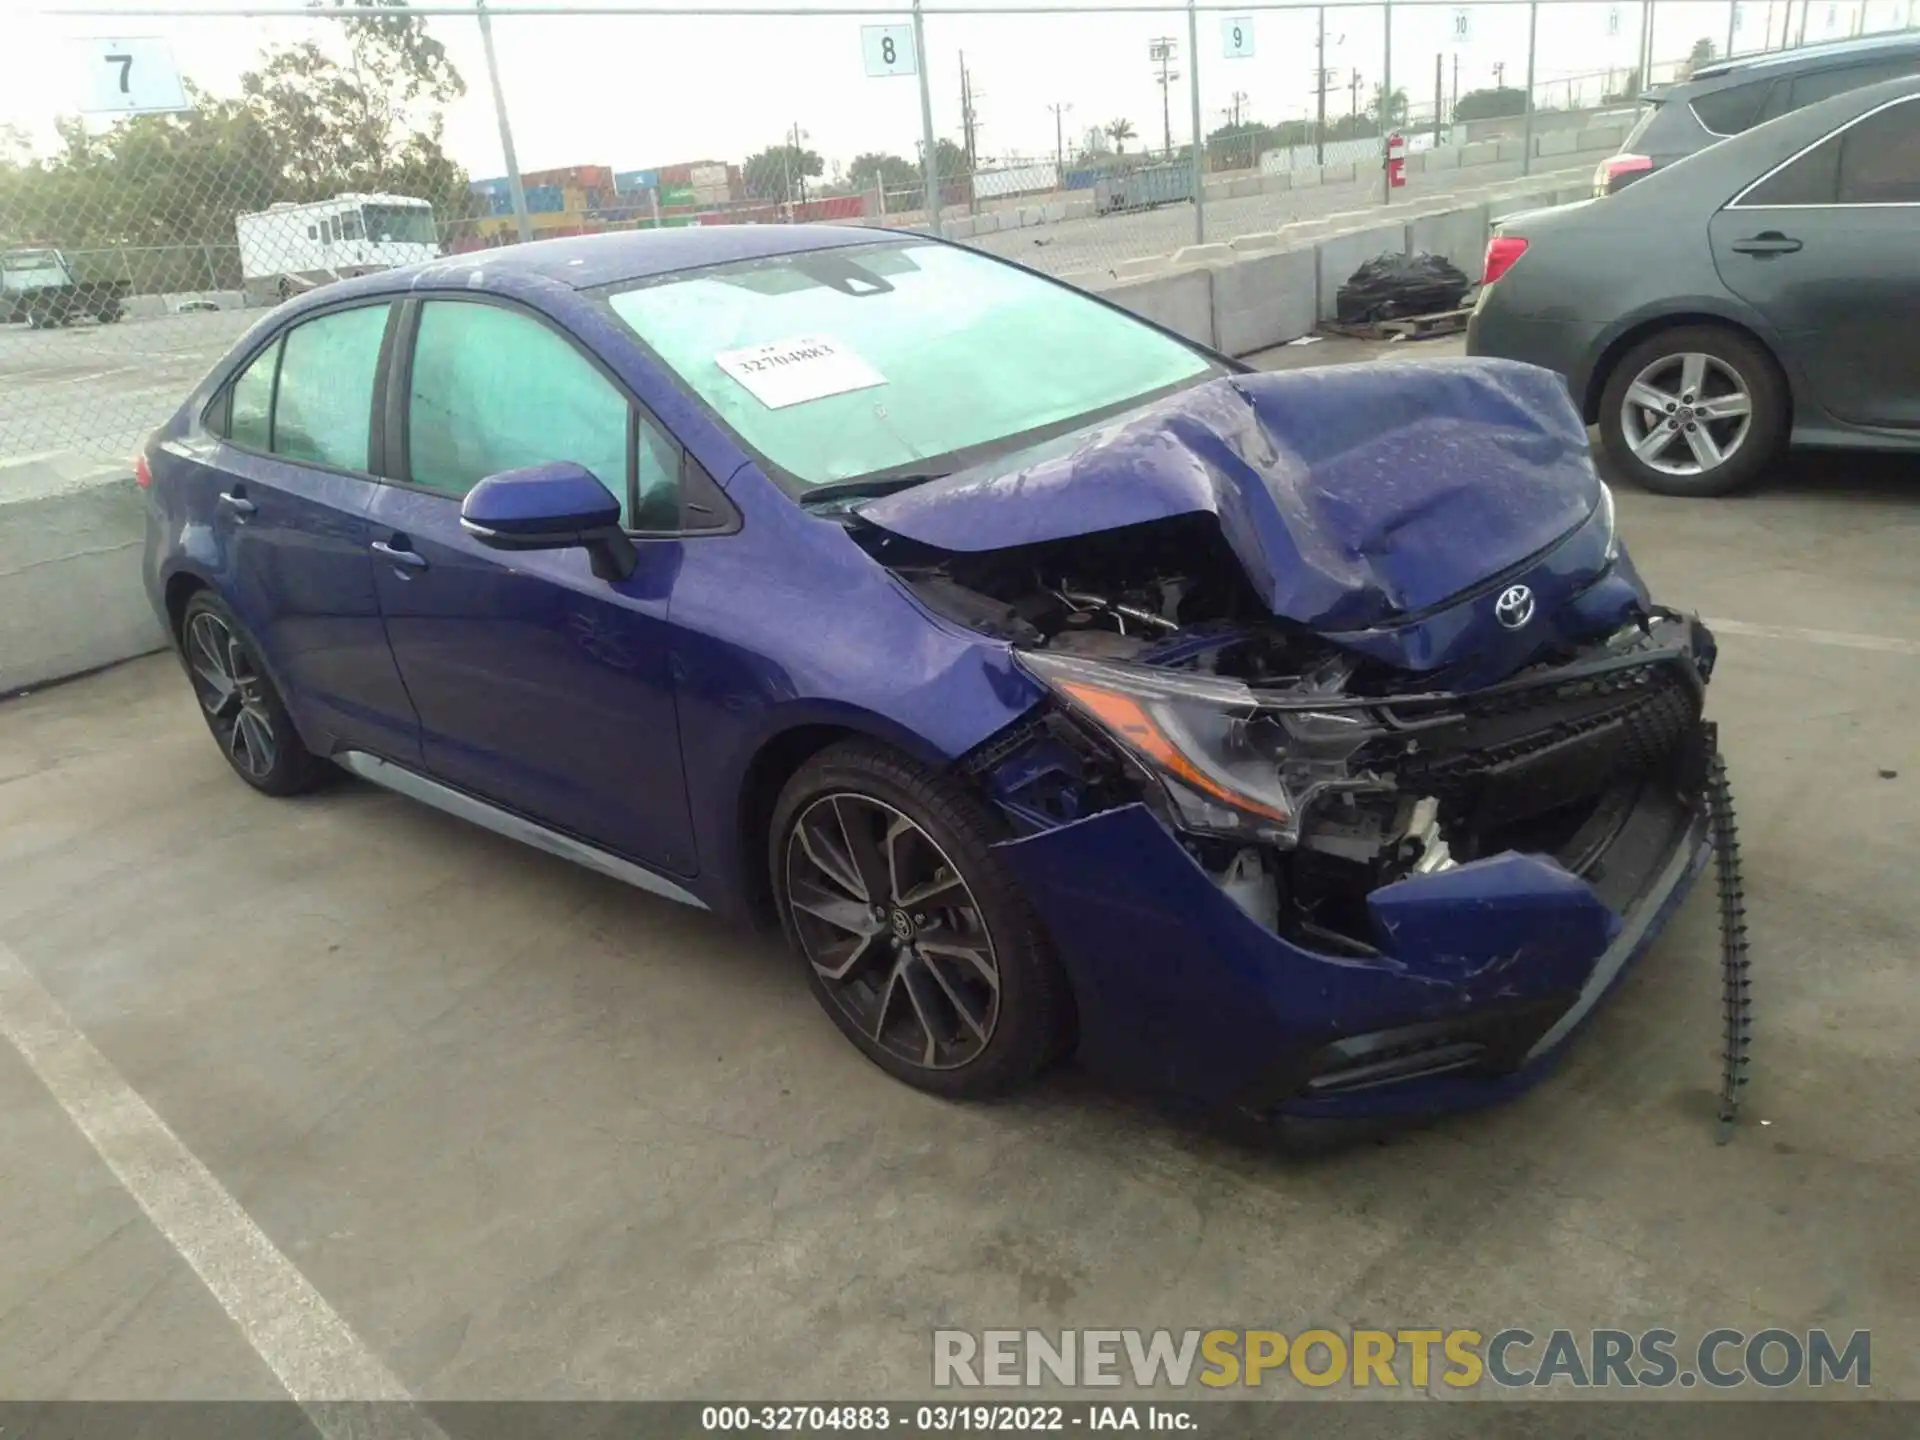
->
[[742, 143, 824, 203], [1105, 119, 1137, 154], [931, 137, 970, 182], [1452, 85, 1529, 121], [1206, 119, 1279, 170], [0, 0, 473, 290], [1368, 86, 1411, 129], [1684, 37, 1717, 77], [848, 152, 919, 194]]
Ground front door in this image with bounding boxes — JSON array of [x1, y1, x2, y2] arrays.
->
[[1710, 93, 1920, 431], [366, 296, 698, 876]]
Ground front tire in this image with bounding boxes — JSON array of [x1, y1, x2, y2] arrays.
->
[[1598, 325, 1787, 497], [178, 592, 327, 796], [771, 740, 1067, 1099]]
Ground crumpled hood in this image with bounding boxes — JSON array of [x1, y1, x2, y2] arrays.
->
[[855, 358, 1601, 632]]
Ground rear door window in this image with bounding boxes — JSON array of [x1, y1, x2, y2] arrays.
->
[[1838, 97, 1920, 203], [271, 304, 391, 470], [1740, 134, 1842, 206], [1790, 58, 1920, 112]]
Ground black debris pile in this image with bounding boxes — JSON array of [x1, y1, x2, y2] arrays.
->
[[1335, 252, 1472, 325]]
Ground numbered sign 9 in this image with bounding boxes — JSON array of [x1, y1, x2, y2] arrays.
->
[[1222, 16, 1255, 59], [1449, 7, 1474, 45], [861, 24, 917, 78], [1607, 4, 1623, 37], [73, 36, 190, 115]]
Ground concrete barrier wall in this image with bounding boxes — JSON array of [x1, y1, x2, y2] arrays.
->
[[1090, 266, 1215, 348], [1207, 247, 1318, 356], [0, 473, 166, 695]]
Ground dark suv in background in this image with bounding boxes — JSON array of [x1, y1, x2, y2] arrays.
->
[[1595, 31, 1920, 194]]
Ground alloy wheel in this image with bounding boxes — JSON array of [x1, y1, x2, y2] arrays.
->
[[1619, 351, 1753, 478], [784, 793, 1001, 1071], [184, 610, 278, 780]]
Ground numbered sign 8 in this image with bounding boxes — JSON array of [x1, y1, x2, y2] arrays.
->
[[74, 36, 190, 115], [1450, 7, 1474, 45], [861, 24, 917, 78], [1222, 16, 1255, 59]]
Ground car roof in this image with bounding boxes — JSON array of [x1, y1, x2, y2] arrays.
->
[[366, 224, 894, 295], [1666, 31, 1920, 94]]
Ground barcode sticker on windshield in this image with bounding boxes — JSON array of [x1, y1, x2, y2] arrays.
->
[[714, 335, 886, 409]]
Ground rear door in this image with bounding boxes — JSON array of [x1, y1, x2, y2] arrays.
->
[[1709, 93, 1920, 431], [199, 300, 420, 759], [364, 295, 700, 875]]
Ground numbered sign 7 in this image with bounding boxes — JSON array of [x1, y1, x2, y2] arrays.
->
[[73, 36, 190, 115]]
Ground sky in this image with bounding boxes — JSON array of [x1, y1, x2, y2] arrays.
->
[[5, 0, 1916, 185]]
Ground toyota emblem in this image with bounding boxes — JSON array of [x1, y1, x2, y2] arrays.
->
[[1494, 584, 1536, 630]]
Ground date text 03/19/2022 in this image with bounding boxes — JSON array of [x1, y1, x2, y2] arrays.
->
[[700, 1405, 1191, 1432]]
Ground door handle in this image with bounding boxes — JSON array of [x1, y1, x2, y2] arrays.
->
[[370, 538, 428, 571], [1730, 232, 1803, 256], [217, 489, 256, 517]]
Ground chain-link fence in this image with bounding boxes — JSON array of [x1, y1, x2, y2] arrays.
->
[[4, 0, 1916, 480]]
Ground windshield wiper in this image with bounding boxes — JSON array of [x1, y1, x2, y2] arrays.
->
[[799, 471, 949, 508]]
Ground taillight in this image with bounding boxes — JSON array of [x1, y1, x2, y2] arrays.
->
[[133, 451, 153, 488], [1594, 153, 1654, 195], [1482, 235, 1529, 287]]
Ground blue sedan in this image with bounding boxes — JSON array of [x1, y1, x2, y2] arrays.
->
[[140, 226, 1716, 1119]]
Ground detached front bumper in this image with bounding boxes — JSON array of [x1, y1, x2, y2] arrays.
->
[[991, 624, 1717, 1121]]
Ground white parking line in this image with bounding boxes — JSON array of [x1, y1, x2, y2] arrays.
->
[[1705, 618, 1920, 658], [0, 940, 445, 1434]]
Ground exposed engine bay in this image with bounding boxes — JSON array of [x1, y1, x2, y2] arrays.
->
[[859, 514, 1709, 958]]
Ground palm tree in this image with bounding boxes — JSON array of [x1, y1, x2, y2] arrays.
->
[[1105, 118, 1137, 154]]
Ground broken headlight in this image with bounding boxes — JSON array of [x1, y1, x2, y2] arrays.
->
[[1017, 651, 1373, 845]]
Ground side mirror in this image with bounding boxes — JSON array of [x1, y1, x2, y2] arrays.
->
[[460, 461, 638, 582]]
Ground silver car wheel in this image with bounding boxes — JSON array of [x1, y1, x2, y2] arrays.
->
[[784, 792, 1000, 1071], [1619, 351, 1754, 478]]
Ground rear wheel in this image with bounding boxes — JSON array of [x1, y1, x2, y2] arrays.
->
[[1598, 325, 1787, 497], [771, 740, 1067, 1099], [179, 592, 327, 796]]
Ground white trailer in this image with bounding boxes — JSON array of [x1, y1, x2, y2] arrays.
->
[[235, 193, 440, 305]]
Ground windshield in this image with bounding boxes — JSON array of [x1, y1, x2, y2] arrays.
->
[[362, 204, 437, 245], [605, 238, 1217, 489], [3, 249, 62, 272]]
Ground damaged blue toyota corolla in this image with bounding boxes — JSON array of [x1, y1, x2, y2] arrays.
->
[[141, 226, 1727, 1122]]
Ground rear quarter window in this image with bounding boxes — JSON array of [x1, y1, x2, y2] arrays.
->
[[1690, 79, 1770, 136]]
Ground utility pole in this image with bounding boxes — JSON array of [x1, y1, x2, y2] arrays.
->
[[1047, 101, 1072, 176], [1149, 37, 1181, 158], [475, 0, 531, 243], [1434, 52, 1444, 145], [1452, 52, 1459, 123], [959, 53, 981, 214], [1493, 59, 1507, 87], [1317, 10, 1327, 164], [1349, 67, 1363, 125]]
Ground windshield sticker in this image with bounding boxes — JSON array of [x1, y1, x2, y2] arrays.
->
[[714, 335, 886, 410]]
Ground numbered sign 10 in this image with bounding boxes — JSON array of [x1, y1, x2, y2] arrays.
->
[[861, 24, 917, 78], [74, 36, 190, 115], [1449, 7, 1475, 45], [1222, 16, 1255, 59]]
